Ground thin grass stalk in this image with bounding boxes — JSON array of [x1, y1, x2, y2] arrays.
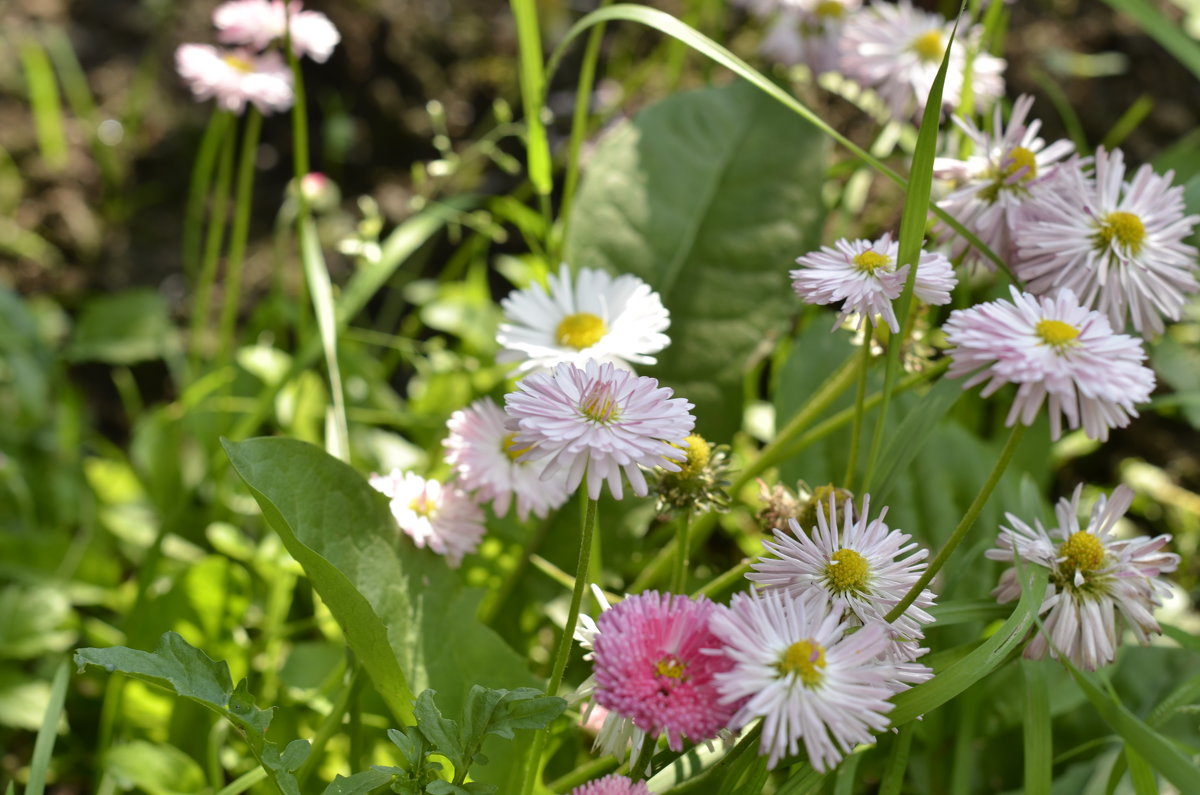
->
[[184, 111, 233, 277], [556, 10, 609, 259], [509, 0, 554, 233], [842, 331, 874, 491], [189, 120, 236, 375], [216, 107, 263, 372]]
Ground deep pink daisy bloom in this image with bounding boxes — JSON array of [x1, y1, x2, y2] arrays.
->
[[504, 359, 695, 500], [591, 591, 737, 751], [570, 774, 651, 795]]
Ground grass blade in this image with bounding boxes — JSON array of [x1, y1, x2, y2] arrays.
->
[[509, 0, 553, 205], [26, 659, 70, 795], [1021, 660, 1052, 795], [1099, 0, 1200, 83], [19, 36, 68, 172], [878, 724, 914, 795]]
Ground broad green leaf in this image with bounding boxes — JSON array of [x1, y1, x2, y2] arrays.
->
[[223, 437, 538, 789], [415, 690, 466, 772], [463, 686, 566, 742], [65, 290, 182, 365], [563, 80, 826, 440], [105, 740, 207, 795]]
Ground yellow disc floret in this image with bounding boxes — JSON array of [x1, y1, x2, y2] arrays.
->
[[1095, 211, 1146, 255], [501, 432, 533, 462], [1060, 531, 1105, 577], [222, 54, 256, 73], [655, 655, 688, 680], [580, 383, 620, 424], [676, 434, 712, 479], [1004, 147, 1038, 182], [1035, 319, 1081, 348], [825, 548, 871, 594], [815, 0, 845, 18], [852, 250, 892, 274], [911, 30, 944, 62], [778, 639, 827, 687], [556, 312, 607, 350]]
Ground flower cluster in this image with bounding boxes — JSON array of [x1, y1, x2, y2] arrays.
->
[[987, 486, 1179, 670]]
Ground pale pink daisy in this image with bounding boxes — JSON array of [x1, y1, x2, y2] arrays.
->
[[213, 0, 341, 63], [710, 590, 927, 771], [790, 233, 957, 333], [591, 591, 737, 751], [443, 398, 570, 521], [175, 44, 293, 115], [986, 485, 1179, 670], [839, 0, 1004, 120], [757, 0, 862, 74], [748, 495, 936, 662], [1014, 147, 1200, 336], [368, 469, 486, 568], [504, 360, 695, 501], [570, 775, 650, 795], [933, 94, 1076, 267], [496, 265, 670, 375], [944, 287, 1155, 442]]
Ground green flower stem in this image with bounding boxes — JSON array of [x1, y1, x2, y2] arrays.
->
[[630, 734, 658, 782], [671, 511, 692, 594], [188, 117, 235, 375], [692, 558, 751, 600], [884, 422, 1026, 623], [183, 111, 233, 278], [521, 497, 599, 795], [214, 768, 267, 795], [216, 106, 262, 373], [842, 331, 875, 491]]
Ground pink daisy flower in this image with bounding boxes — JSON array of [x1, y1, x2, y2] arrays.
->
[[213, 0, 340, 63], [591, 591, 737, 751], [570, 775, 650, 795], [943, 286, 1155, 442], [790, 233, 957, 333], [443, 398, 571, 521], [175, 44, 293, 115], [503, 359, 695, 501], [368, 469, 486, 568]]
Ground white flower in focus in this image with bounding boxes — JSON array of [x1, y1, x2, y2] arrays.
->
[[368, 470, 485, 568], [496, 265, 670, 375], [839, 0, 1004, 120], [1014, 148, 1200, 336], [790, 233, 957, 333], [709, 590, 927, 771], [944, 287, 1155, 442], [175, 44, 294, 115], [748, 495, 936, 661], [503, 360, 695, 501], [443, 398, 571, 521], [986, 485, 1180, 670], [213, 0, 341, 62], [933, 94, 1075, 267]]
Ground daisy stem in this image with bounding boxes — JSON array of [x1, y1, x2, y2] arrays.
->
[[183, 110, 233, 279], [216, 106, 263, 376], [629, 734, 657, 782], [188, 115, 235, 376], [842, 330, 875, 492], [884, 423, 1026, 623], [671, 510, 692, 594], [521, 496, 599, 795]]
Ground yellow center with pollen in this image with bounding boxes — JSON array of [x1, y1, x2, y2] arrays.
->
[[222, 54, 257, 73], [825, 548, 870, 594], [675, 434, 712, 478], [815, 0, 845, 18], [911, 30, 944, 62], [853, 250, 891, 274], [501, 432, 533, 462], [1004, 147, 1038, 182], [556, 312, 607, 350], [1035, 319, 1081, 348], [1060, 531, 1105, 576], [1095, 211, 1146, 255], [654, 655, 687, 680], [408, 494, 433, 517], [778, 639, 827, 687], [580, 383, 620, 424]]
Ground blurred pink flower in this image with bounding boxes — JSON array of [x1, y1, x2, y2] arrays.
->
[[368, 469, 485, 568], [175, 44, 293, 114], [213, 0, 340, 63]]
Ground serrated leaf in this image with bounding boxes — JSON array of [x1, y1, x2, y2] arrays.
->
[[464, 686, 566, 742], [415, 690, 465, 771], [321, 768, 396, 795], [563, 80, 826, 441]]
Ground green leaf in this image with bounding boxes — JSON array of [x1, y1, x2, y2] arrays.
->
[[1124, 747, 1157, 795], [321, 769, 396, 795], [870, 375, 964, 505], [223, 437, 538, 789], [64, 290, 182, 365], [105, 740, 207, 795], [19, 38, 68, 172], [463, 686, 566, 741], [563, 80, 826, 440], [25, 659, 68, 795], [1021, 660, 1051, 795], [415, 690, 466, 772]]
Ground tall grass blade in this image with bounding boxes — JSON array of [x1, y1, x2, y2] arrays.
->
[[19, 37, 69, 172], [1099, 0, 1200, 83], [1021, 660, 1052, 795], [509, 0, 553, 204], [26, 659, 70, 795]]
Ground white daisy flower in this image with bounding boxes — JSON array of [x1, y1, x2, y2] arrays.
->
[[943, 286, 1155, 442], [748, 495, 936, 661], [503, 360, 695, 501], [496, 265, 670, 375], [213, 0, 341, 63], [758, 0, 862, 74], [933, 94, 1076, 268], [174, 44, 294, 115], [443, 398, 571, 521], [368, 470, 486, 568], [838, 0, 1005, 120], [986, 485, 1180, 670], [1014, 147, 1200, 336], [709, 590, 928, 771], [790, 233, 957, 333]]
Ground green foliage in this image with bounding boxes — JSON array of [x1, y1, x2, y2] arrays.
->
[[564, 80, 827, 441], [64, 291, 182, 365]]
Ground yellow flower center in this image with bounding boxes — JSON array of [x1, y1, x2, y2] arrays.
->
[[911, 30, 944, 63], [556, 312, 607, 350], [654, 655, 688, 680], [815, 0, 845, 19], [222, 54, 257, 74], [852, 250, 891, 274], [1004, 147, 1038, 182], [1060, 531, 1105, 576], [825, 548, 870, 594], [580, 383, 620, 424], [1035, 319, 1081, 348], [408, 494, 433, 517], [1095, 211, 1146, 255], [675, 434, 712, 478], [778, 639, 827, 687], [501, 432, 533, 462]]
